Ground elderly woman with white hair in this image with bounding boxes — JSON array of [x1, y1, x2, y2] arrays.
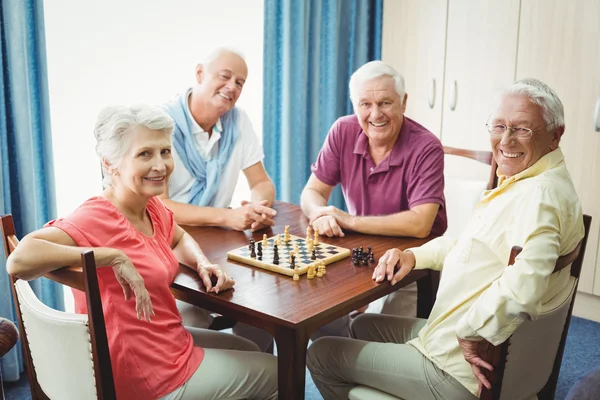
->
[[6, 105, 277, 400], [307, 78, 584, 400]]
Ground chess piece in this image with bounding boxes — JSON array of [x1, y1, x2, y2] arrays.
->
[[311, 249, 317, 261], [307, 265, 316, 279], [249, 238, 255, 251], [314, 228, 319, 245], [316, 268, 324, 278], [250, 245, 256, 258], [290, 254, 296, 269], [307, 238, 314, 253], [306, 226, 312, 242], [284, 225, 291, 243], [273, 244, 279, 264], [293, 265, 300, 280], [257, 242, 263, 261], [294, 243, 300, 256], [353, 257, 360, 266], [263, 234, 268, 248], [368, 253, 375, 264], [367, 246, 373, 256], [320, 263, 327, 275]]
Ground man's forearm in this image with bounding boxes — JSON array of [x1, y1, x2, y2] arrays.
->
[[250, 181, 276, 207], [300, 189, 328, 219], [160, 198, 229, 227], [347, 210, 433, 238]]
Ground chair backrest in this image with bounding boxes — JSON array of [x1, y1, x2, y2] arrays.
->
[[0, 214, 116, 400], [443, 146, 498, 239], [481, 214, 592, 400]]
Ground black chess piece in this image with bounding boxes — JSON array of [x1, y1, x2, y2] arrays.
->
[[290, 254, 296, 269], [273, 244, 279, 264], [353, 257, 360, 266], [368, 254, 375, 264], [311, 249, 317, 260], [367, 246, 373, 256], [257, 242, 263, 261], [362, 257, 369, 266], [250, 246, 256, 258], [249, 238, 255, 251]]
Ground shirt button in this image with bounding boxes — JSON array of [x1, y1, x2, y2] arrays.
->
[[370, 167, 374, 172]]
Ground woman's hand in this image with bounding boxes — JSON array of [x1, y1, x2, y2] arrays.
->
[[109, 251, 155, 322], [197, 263, 235, 294]]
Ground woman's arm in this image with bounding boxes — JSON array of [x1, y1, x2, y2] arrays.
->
[[7, 227, 122, 279], [171, 224, 235, 294], [7, 227, 154, 321]]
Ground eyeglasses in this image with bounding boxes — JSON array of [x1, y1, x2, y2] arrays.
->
[[486, 124, 534, 139]]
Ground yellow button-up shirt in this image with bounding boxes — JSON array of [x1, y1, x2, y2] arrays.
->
[[407, 148, 584, 396]]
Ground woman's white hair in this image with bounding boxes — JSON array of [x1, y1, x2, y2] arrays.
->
[[94, 105, 174, 187], [500, 78, 565, 130], [349, 61, 406, 105]]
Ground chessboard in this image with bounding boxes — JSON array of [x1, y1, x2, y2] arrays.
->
[[227, 234, 351, 277]]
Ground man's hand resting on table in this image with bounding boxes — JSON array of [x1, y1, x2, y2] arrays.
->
[[372, 248, 416, 285]]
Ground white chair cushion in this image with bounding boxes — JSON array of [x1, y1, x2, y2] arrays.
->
[[15, 279, 99, 400], [443, 177, 487, 240], [499, 276, 577, 400]]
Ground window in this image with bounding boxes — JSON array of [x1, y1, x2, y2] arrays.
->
[[44, 0, 264, 311]]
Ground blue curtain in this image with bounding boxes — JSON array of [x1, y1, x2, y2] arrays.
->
[[1, 0, 63, 382], [263, 0, 383, 206]]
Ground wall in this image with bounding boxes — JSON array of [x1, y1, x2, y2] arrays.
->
[[44, 0, 265, 218]]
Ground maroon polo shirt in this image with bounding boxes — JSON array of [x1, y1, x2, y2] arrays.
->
[[311, 114, 447, 236]]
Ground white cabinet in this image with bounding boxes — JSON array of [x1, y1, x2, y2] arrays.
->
[[515, 0, 600, 294], [382, 0, 520, 181], [382, 0, 447, 137]]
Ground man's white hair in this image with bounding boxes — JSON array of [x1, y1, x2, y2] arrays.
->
[[349, 61, 406, 105], [203, 47, 246, 70], [500, 78, 565, 130], [94, 105, 174, 187]]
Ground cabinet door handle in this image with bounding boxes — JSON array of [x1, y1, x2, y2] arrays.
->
[[449, 80, 457, 111], [594, 96, 600, 132], [428, 79, 436, 109]]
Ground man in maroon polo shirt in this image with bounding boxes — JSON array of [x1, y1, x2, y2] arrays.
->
[[301, 60, 446, 238], [301, 60, 447, 324]]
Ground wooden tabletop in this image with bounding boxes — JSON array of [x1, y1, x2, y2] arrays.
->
[[171, 201, 433, 334]]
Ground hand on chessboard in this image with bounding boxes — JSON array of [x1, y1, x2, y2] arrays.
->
[[196, 262, 235, 294], [309, 206, 351, 237], [372, 248, 416, 285], [228, 200, 277, 232]]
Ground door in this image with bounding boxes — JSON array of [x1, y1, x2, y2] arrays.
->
[[381, 0, 448, 137], [442, 0, 521, 180]]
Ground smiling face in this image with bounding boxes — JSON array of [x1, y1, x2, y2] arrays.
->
[[353, 75, 407, 146], [194, 51, 248, 116], [111, 126, 174, 199], [490, 94, 562, 177]]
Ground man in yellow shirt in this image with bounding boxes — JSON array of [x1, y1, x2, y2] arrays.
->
[[306, 78, 585, 400]]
